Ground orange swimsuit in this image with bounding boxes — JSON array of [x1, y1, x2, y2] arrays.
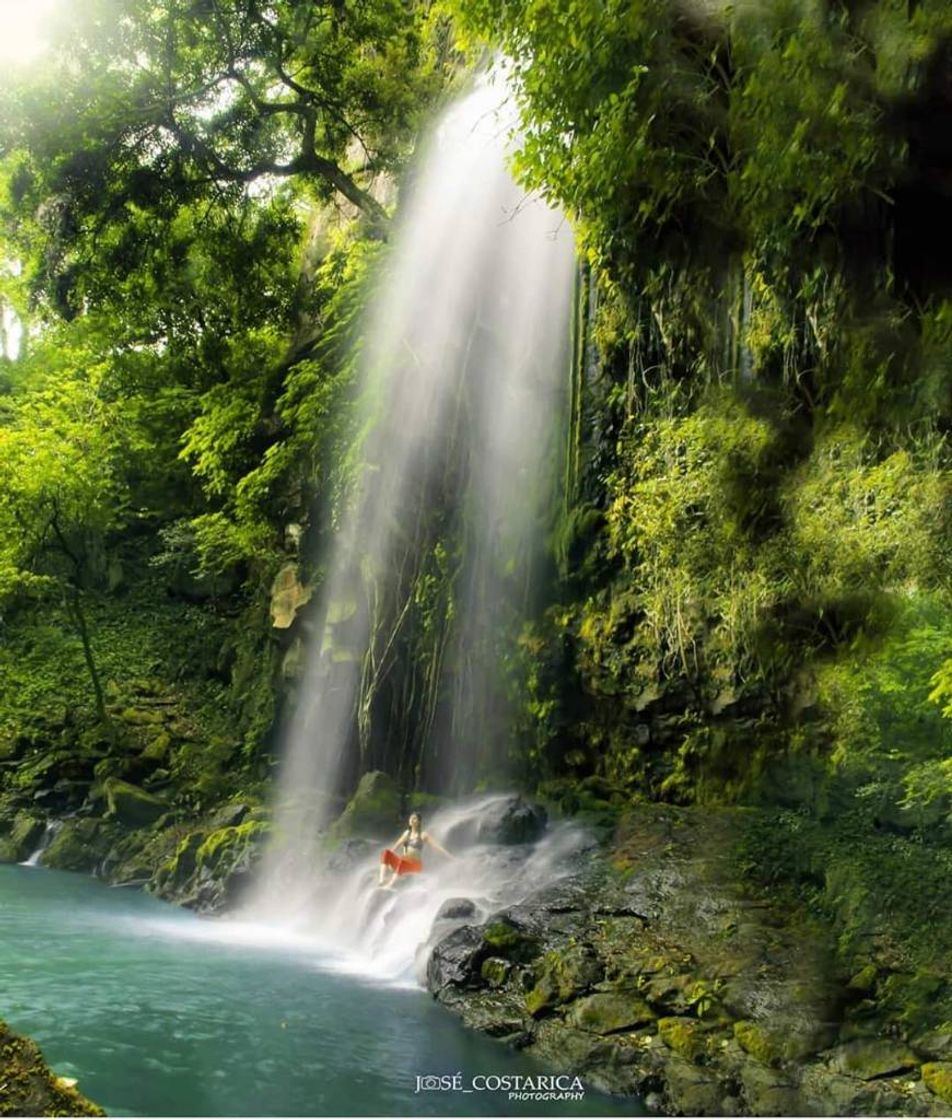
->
[[380, 833, 423, 876]]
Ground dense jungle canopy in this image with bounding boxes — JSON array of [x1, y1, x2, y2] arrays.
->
[[2, 0, 952, 1060]]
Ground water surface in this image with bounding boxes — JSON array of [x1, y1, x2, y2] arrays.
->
[[0, 866, 636, 1116]]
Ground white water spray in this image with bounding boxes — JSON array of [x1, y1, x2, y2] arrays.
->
[[251, 76, 576, 933], [20, 820, 61, 867]]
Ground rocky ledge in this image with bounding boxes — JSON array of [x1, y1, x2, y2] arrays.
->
[[0, 1019, 103, 1117], [424, 805, 952, 1117]]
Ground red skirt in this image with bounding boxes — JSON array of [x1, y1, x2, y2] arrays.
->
[[380, 848, 422, 876]]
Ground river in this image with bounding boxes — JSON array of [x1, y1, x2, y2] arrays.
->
[[0, 864, 633, 1116]]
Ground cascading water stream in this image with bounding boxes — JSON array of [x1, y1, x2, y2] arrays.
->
[[248, 75, 576, 947], [20, 820, 61, 867]]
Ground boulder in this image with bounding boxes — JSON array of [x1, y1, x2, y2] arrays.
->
[[435, 897, 478, 922], [103, 778, 167, 827], [427, 924, 486, 991], [443, 796, 548, 849]]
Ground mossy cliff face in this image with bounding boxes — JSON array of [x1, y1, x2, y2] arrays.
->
[[0, 1019, 103, 1117], [425, 805, 952, 1117], [0, 559, 289, 905]]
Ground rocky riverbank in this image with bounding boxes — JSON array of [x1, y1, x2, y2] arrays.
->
[[424, 803, 952, 1117], [0, 1019, 103, 1117]]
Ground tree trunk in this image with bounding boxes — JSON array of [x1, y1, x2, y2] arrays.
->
[[64, 584, 110, 730]]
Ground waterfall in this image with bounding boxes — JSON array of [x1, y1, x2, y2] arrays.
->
[[252, 75, 575, 919], [20, 820, 62, 867]]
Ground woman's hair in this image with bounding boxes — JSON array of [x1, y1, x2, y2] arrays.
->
[[408, 812, 422, 828]]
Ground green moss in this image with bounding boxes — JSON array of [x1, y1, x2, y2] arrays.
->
[[196, 819, 269, 869], [103, 777, 167, 827], [482, 922, 538, 963], [566, 992, 656, 1035], [658, 1016, 711, 1063], [847, 964, 878, 993], [43, 819, 109, 872], [525, 945, 604, 1018], [922, 1062, 952, 1105], [328, 771, 401, 839], [734, 1020, 783, 1066], [480, 958, 512, 988], [0, 1018, 103, 1116]]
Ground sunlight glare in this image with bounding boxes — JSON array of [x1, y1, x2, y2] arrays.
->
[[0, 0, 60, 68]]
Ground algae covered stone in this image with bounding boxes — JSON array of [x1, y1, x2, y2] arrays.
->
[[566, 992, 656, 1035], [103, 777, 167, 827], [43, 818, 108, 872], [658, 1016, 712, 1062], [735, 1020, 777, 1065], [480, 957, 512, 988], [922, 1062, 952, 1105], [526, 944, 604, 1017], [0, 1018, 103, 1116], [481, 920, 538, 963], [329, 770, 401, 839]]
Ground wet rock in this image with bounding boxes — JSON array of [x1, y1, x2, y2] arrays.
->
[[427, 924, 486, 991], [329, 770, 401, 840], [324, 836, 377, 873], [436, 897, 478, 921], [444, 796, 548, 848], [481, 917, 540, 963]]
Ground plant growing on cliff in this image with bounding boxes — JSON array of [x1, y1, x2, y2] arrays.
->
[[0, 336, 129, 724]]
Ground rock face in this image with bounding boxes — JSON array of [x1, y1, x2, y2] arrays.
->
[[0, 1017, 103, 1116], [424, 804, 952, 1116], [329, 770, 402, 841]]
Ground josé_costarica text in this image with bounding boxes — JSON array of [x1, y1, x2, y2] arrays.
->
[[413, 1073, 585, 1093]]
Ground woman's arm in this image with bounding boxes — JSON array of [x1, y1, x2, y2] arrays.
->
[[423, 832, 454, 859], [391, 829, 409, 851]]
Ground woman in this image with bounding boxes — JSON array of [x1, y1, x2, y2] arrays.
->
[[378, 812, 452, 888]]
